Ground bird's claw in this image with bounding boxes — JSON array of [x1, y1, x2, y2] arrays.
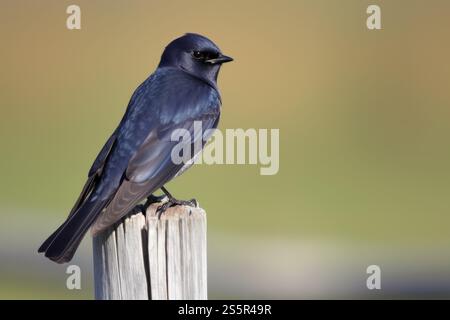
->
[[156, 202, 171, 219], [156, 198, 198, 219], [145, 194, 167, 205], [183, 198, 198, 208]]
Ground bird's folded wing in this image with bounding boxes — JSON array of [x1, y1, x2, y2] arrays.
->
[[67, 130, 118, 218], [90, 113, 219, 235]]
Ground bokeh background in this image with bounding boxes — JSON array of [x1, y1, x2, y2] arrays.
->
[[1, 0, 450, 299]]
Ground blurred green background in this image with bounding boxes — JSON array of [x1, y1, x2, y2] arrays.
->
[[1, 0, 450, 299]]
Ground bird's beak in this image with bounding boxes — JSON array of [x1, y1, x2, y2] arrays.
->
[[205, 54, 234, 64]]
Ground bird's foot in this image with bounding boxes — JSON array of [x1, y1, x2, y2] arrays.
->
[[144, 194, 168, 206], [129, 194, 168, 217], [156, 197, 198, 219]]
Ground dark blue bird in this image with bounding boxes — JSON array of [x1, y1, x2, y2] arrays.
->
[[38, 33, 233, 263]]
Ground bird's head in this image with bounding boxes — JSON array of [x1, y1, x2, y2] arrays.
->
[[158, 33, 233, 85]]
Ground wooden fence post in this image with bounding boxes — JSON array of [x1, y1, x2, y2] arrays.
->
[[92, 201, 207, 300]]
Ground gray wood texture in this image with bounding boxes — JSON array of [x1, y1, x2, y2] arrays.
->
[[93, 201, 207, 300]]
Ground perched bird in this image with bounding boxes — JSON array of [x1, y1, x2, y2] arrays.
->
[[38, 33, 232, 263]]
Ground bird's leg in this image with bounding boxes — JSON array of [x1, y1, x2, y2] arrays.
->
[[156, 186, 198, 218]]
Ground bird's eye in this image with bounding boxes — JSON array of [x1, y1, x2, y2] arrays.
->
[[192, 51, 204, 59]]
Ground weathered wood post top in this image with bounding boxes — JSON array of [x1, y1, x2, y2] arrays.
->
[[93, 201, 207, 300]]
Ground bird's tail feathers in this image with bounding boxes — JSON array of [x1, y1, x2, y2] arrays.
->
[[38, 196, 109, 264]]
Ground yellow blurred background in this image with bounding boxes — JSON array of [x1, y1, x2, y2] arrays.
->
[[0, 0, 449, 298]]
